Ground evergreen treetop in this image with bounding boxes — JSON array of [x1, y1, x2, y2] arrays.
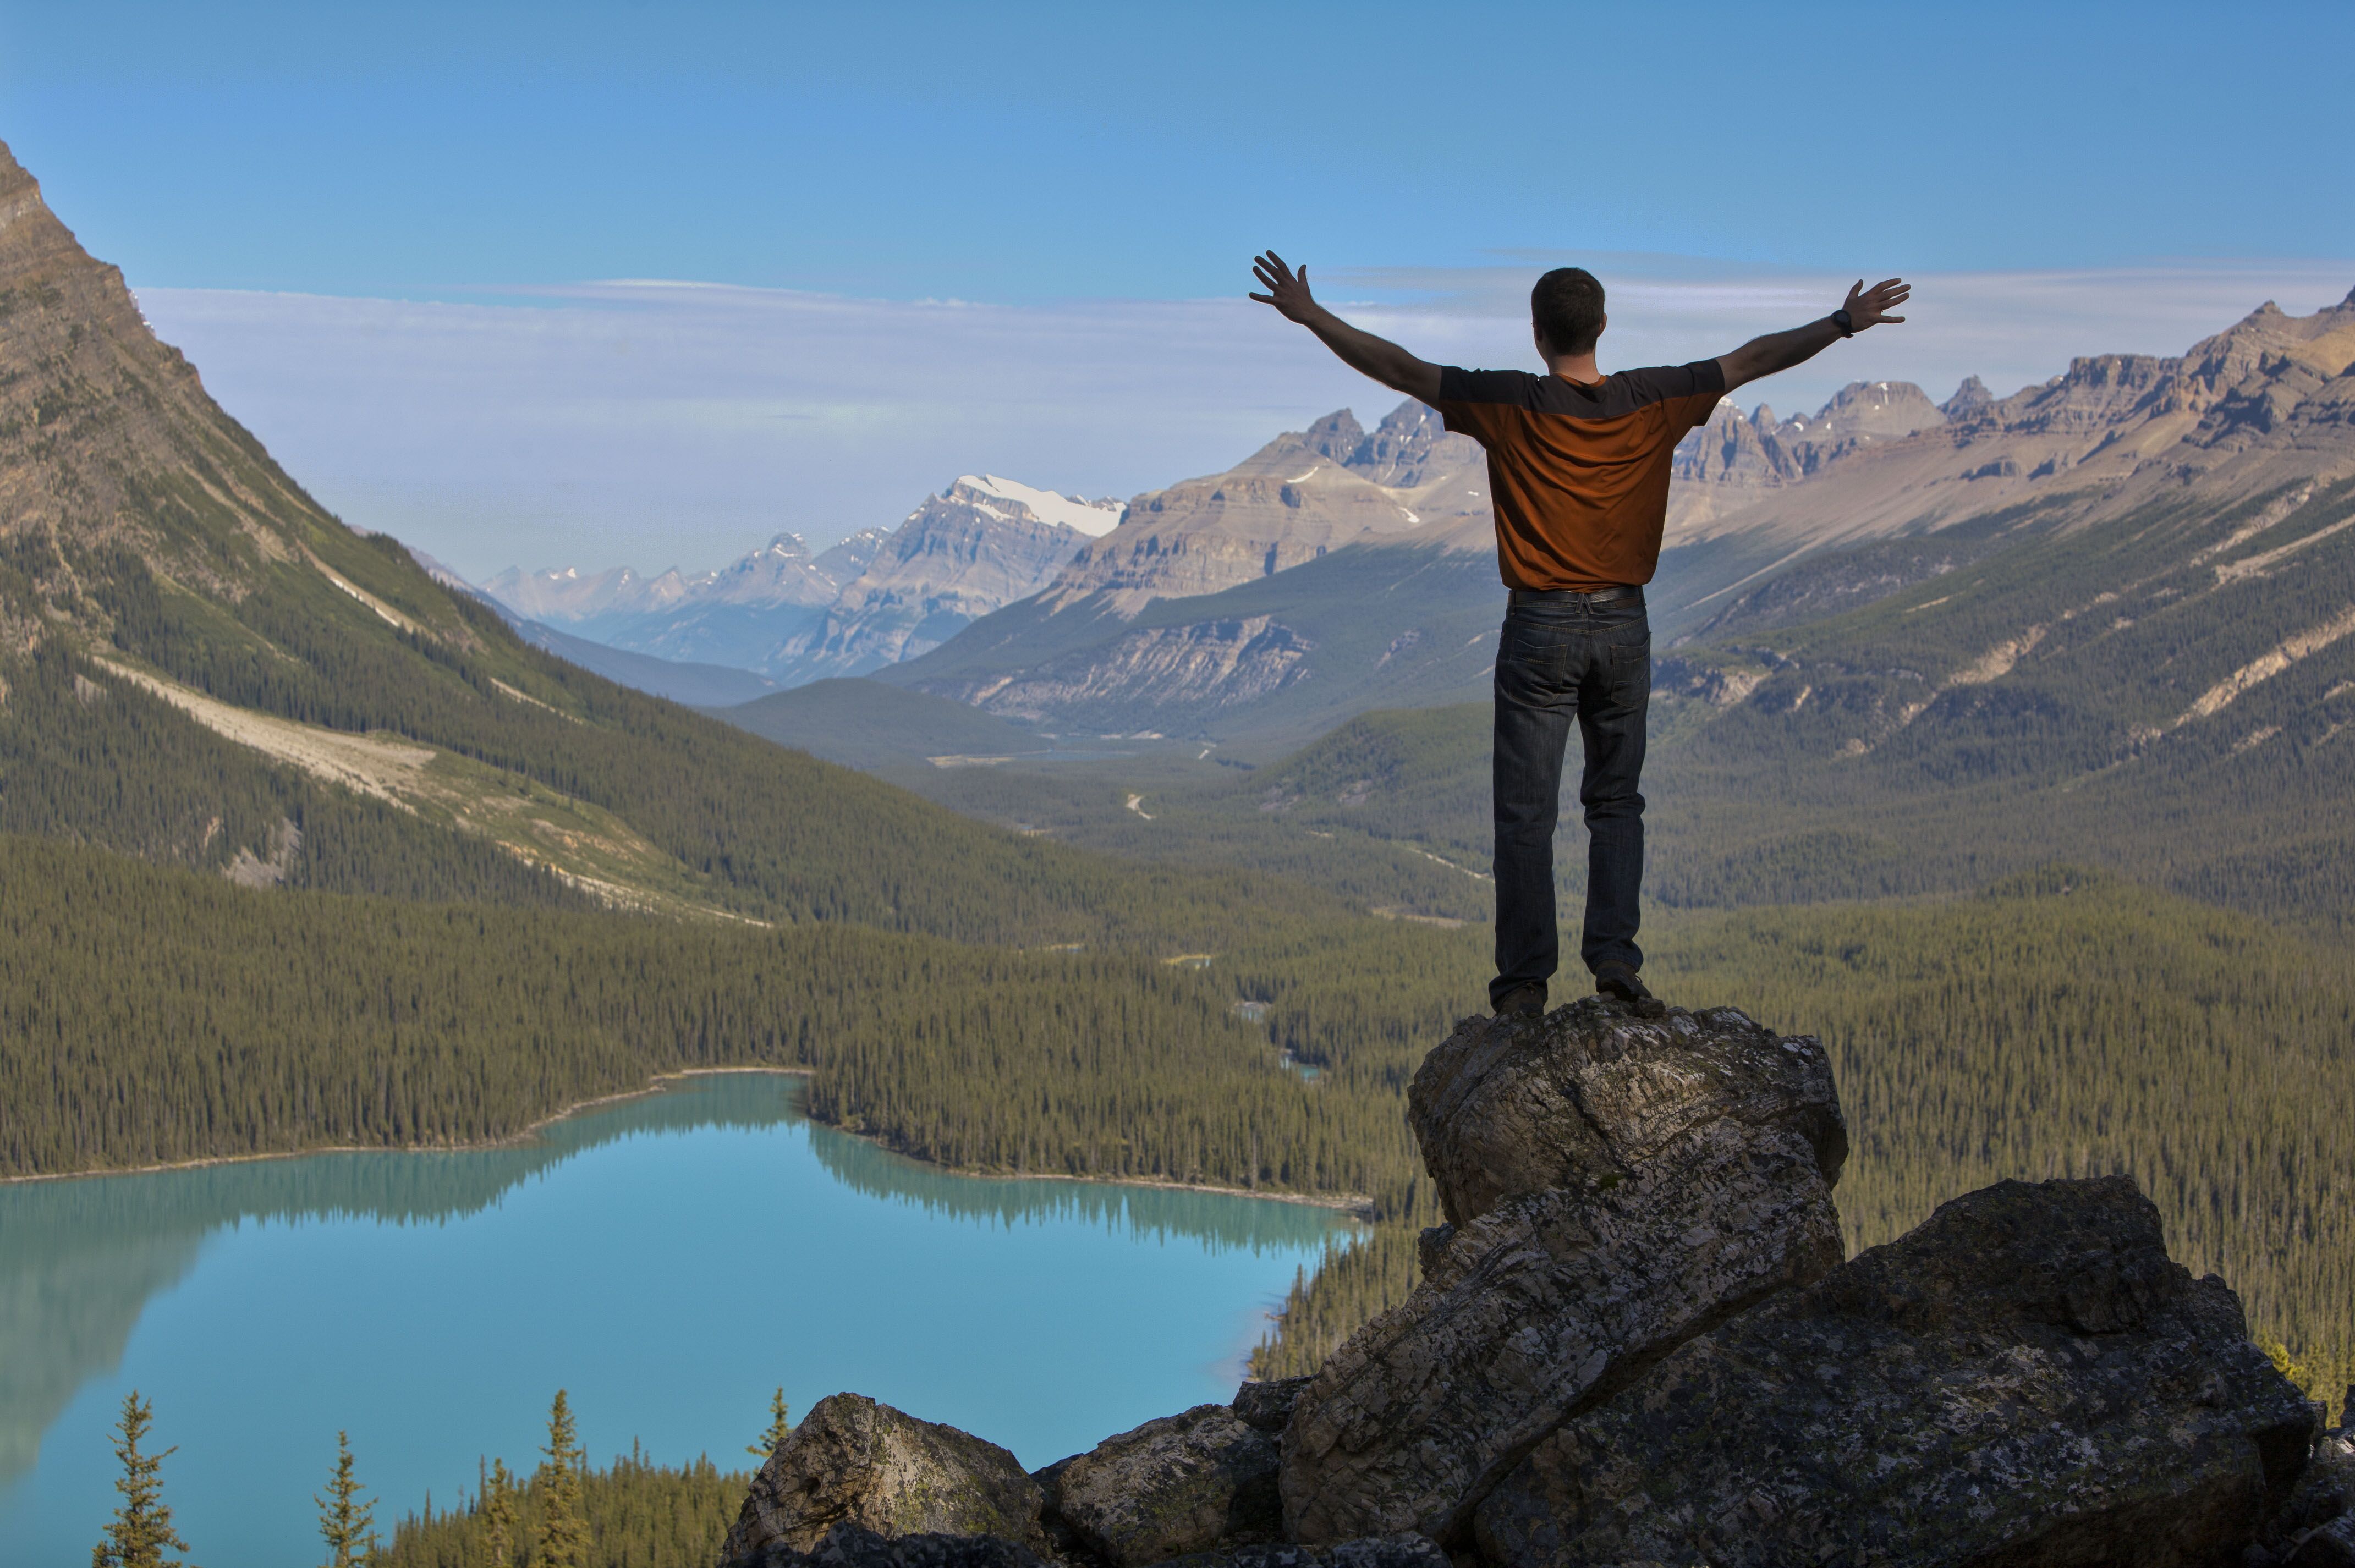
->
[[749, 1389, 793, 1463], [480, 1456, 516, 1568], [91, 1390, 190, 1568], [315, 1429, 377, 1568], [536, 1390, 591, 1568]]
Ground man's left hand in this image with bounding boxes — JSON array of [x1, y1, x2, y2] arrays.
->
[[1843, 277, 1911, 329]]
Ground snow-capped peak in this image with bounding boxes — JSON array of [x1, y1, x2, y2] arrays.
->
[[962, 474, 1122, 537]]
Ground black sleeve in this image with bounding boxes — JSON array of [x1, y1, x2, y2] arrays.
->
[[1617, 360, 1727, 404], [1437, 367, 1538, 406]]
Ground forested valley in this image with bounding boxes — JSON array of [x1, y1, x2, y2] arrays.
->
[[8, 826, 2348, 1404]]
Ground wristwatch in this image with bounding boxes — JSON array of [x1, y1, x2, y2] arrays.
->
[[1831, 308, 1856, 338]]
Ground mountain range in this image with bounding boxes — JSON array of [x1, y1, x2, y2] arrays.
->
[[855, 288, 2355, 747], [481, 474, 1119, 689], [509, 286, 2355, 758]]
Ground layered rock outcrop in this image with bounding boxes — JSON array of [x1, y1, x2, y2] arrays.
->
[[1281, 1004, 1848, 1542], [1473, 1175, 2315, 1568], [723, 997, 2330, 1568]]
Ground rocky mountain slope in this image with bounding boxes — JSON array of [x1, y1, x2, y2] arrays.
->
[[773, 476, 1121, 680], [475, 293, 2355, 749], [1665, 376, 1957, 532], [1033, 404, 1494, 615], [854, 290, 2355, 749], [1665, 290, 2355, 555], [717, 998, 2345, 1568]]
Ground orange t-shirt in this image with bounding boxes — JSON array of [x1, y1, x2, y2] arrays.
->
[[1433, 361, 1726, 591]]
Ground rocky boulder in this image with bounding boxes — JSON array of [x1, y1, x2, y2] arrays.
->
[[723, 1394, 1047, 1566], [1040, 1402, 1282, 1567], [1472, 1175, 2318, 1568], [1406, 999, 1848, 1228], [1281, 1003, 1849, 1544]]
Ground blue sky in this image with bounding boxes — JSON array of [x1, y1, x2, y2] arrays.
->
[[9, 0, 2353, 298], [4, 1, 2352, 574]]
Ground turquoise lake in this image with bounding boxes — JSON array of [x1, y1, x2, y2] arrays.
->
[[0, 1072, 1354, 1565]]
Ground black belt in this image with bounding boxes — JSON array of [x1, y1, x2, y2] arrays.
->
[[1508, 585, 1643, 608]]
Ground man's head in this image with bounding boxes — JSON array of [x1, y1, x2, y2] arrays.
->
[[1531, 267, 1606, 360]]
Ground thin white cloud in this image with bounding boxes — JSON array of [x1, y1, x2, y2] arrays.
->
[[139, 283, 1391, 579], [137, 258, 2352, 581]]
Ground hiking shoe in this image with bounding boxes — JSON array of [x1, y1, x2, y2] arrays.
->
[[1493, 983, 1546, 1019], [1593, 962, 1667, 1019]]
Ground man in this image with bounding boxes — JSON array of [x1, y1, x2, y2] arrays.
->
[[1249, 254, 1909, 1018]]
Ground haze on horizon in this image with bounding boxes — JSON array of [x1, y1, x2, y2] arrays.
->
[[3, 0, 2349, 577]]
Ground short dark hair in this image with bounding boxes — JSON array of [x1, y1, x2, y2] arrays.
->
[[1531, 267, 1606, 356]]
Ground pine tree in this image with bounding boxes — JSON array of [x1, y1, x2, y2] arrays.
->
[[91, 1390, 190, 1568], [748, 1389, 793, 1463], [480, 1457, 516, 1568], [535, 1390, 590, 1568], [315, 1430, 377, 1568]]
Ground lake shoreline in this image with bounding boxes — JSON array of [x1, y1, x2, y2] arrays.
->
[[0, 1066, 1379, 1220]]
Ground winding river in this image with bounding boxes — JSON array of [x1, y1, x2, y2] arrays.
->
[[0, 1073, 1354, 1565]]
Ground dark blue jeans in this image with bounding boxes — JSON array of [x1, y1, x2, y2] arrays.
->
[[1490, 588, 1649, 1008]]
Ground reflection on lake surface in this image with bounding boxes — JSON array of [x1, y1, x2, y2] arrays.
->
[[0, 1073, 1352, 1566]]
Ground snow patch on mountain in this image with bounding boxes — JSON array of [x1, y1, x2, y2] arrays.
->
[[964, 474, 1122, 536]]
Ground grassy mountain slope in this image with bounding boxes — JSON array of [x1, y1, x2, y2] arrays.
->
[[1650, 476, 2355, 923]]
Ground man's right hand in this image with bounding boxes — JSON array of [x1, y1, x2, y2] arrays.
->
[[1250, 251, 1324, 325], [1248, 249, 1442, 402]]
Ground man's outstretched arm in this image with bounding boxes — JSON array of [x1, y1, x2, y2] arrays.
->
[[1716, 278, 1912, 393], [1250, 251, 1442, 404]]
